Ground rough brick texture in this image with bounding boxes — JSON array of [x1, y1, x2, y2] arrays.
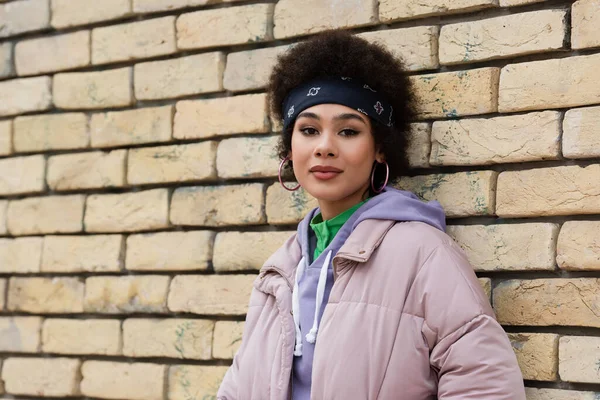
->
[[266, 185, 318, 225], [14, 113, 89, 152], [41, 234, 123, 273], [47, 150, 127, 190], [174, 94, 269, 139], [380, 0, 496, 22], [557, 221, 600, 270], [81, 361, 165, 400], [135, 52, 224, 100], [171, 184, 265, 226], [563, 105, 600, 159], [499, 53, 600, 112], [431, 111, 560, 166], [54, 68, 133, 110], [497, 165, 600, 217], [0, 0, 50, 38], [168, 275, 256, 315], [16, 30, 90, 75], [0, 316, 42, 352], [217, 136, 279, 179], [8, 277, 84, 313], [7, 195, 85, 235], [224, 46, 289, 92], [508, 333, 558, 381], [0, 155, 45, 195], [0, 120, 11, 155], [92, 17, 176, 65], [169, 365, 229, 400], [0, 237, 43, 273], [42, 319, 121, 355], [2, 357, 81, 396], [0, 42, 13, 79], [559, 336, 600, 383], [51, 0, 131, 28], [274, 0, 377, 39], [0, 77, 52, 117], [572, 0, 600, 50], [85, 275, 170, 313], [213, 231, 293, 271], [126, 231, 214, 271], [85, 189, 169, 233], [213, 321, 244, 358], [177, 4, 273, 49], [439, 10, 566, 64]]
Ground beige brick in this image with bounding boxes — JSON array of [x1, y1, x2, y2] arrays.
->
[[0, 316, 42, 352], [380, 0, 496, 22], [14, 113, 89, 152], [557, 221, 600, 271], [42, 319, 121, 355], [81, 361, 165, 400], [358, 26, 439, 71], [447, 223, 558, 271], [497, 165, 600, 218], [123, 318, 213, 359], [135, 52, 224, 100], [213, 231, 292, 272], [508, 333, 558, 381], [174, 94, 269, 139], [572, 0, 600, 50], [51, 0, 131, 28], [0, 77, 52, 117], [7, 195, 84, 235], [411, 68, 499, 119], [431, 111, 560, 166], [42, 235, 123, 273], [406, 123, 431, 169], [85, 189, 169, 233], [126, 231, 214, 271], [134, 0, 247, 13], [16, 30, 90, 75], [224, 45, 289, 92], [0, 279, 5, 310], [0, 120, 10, 155], [266, 185, 318, 225], [493, 278, 600, 327], [2, 357, 80, 396], [171, 184, 265, 227], [563, 105, 600, 159], [501, 0, 545, 5], [0, 155, 45, 196], [0, 200, 7, 235], [169, 365, 228, 400], [129, 142, 217, 185], [168, 274, 255, 315], [92, 17, 176, 65], [0, 42, 14, 78], [559, 336, 600, 383], [54, 67, 133, 109], [398, 171, 497, 218], [525, 388, 600, 400], [478, 278, 491, 302], [177, 4, 273, 49], [85, 275, 170, 313], [0, 237, 43, 273], [440, 10, 566, 65], [48, 150, 126, 191], [91, 105, 172, 148], [8, 277, 84, 313], [213, 321, 244, 359], [499, 54, 600, 112], [0, 0, 50, 38], [274, 0, 376, 39], [217, 136, 279, 179]]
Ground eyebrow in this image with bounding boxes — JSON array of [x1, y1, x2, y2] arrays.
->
[[296, 111, 367, 124]]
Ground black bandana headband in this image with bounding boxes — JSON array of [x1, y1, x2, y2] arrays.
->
[[282, 76, 395, 132]]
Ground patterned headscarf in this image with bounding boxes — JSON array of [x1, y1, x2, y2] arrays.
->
[[282, 76, 395, 131]]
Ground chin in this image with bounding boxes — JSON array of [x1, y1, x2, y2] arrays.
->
[[303, 184, 359, 203]]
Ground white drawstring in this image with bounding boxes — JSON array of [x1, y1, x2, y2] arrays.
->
[[305, 250, 332, 344], [292, 256, 306, 356]]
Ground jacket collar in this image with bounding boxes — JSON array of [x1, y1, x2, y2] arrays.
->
[[257, 218, 396, 290]]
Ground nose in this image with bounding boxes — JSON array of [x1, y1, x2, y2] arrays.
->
[[314, 131, 337, 158]]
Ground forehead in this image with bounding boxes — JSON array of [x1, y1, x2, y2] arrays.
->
[[300, 103, 363, 117]]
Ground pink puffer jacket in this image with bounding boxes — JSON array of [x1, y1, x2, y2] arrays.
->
[[218, 220, 526, 399]]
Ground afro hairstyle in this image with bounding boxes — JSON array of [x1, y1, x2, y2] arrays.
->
[[267, 29, 417, 191]]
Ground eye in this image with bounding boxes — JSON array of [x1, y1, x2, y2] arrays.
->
[[300, 127, 319, 136], [339, 129, 359, 137]]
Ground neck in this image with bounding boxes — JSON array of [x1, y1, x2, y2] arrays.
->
[[317, 183, 370, 220]]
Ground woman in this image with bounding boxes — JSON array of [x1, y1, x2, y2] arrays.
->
[[217, 30, 525, 400]]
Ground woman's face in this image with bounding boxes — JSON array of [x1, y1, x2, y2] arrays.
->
[[289, 103, 383, 212]]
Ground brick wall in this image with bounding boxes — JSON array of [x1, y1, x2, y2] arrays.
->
[[0, 0, 599, 398]]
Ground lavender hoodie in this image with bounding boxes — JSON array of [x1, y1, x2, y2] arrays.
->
[[291, 187, 446, 399]]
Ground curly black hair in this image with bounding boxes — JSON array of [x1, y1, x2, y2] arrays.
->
[[267, 29, 416, 194]]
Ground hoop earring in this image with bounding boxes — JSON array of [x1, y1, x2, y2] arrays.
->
[[279, 157, 301, 192], [371, 160, 389, 194]]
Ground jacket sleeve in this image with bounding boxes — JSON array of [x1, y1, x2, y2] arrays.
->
[[413, 241, 526, 400]]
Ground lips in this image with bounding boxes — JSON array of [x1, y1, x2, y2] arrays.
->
[[309, 165, 343, 173]]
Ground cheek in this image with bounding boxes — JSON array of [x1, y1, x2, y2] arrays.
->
[[344, 138, 376, 169]]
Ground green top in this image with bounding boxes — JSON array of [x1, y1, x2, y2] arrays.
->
[[309, 199, 368, 261]]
